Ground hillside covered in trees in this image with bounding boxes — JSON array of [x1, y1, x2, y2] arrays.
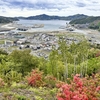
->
[[70, 16, 100, 31], [24, 14, 88, 20], [70, 16, 100, 24], [0, 16, 18, 23], [0, 14, 88, 24]]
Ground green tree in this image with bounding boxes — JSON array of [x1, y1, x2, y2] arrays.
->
[[9, 50, 39, 76]]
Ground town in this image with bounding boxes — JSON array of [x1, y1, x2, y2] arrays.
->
[[0, 22, 100, 58], [0, 31, 100, 58]]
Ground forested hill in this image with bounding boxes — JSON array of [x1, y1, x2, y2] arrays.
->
[[0, 14, 88, 23], [69, 16, 100, 24], [24, 14, 88, 20], [69, 16, 100, 31], [0, 16, 19, 23]]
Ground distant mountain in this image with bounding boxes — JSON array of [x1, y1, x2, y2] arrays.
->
[[16, 16, 26, 19], [20, 14, 88, 20], [0, 16, 19, 23], [62, 14, 88, 20], [0, 14, 88, 24], [26, 14, 59, 20]]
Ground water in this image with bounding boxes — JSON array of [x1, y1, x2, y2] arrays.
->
[[16, 19, 69, 31]]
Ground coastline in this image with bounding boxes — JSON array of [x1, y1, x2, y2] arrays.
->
[[0, 23, 16, 32], [0, 22, 100, 36]]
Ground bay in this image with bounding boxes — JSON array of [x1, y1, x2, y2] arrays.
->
[[16, 19, 69, 31]]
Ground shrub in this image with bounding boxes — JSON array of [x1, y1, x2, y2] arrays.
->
[[44, 75, 57, 88], [27, 69, 44, 87], [5, 70, 22, 83], [57, 74, 100, 100]]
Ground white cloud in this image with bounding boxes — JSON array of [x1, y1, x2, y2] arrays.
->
[[0, 0, 100, 17]]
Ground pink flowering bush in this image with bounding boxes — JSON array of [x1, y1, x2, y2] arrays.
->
[[27, 69, 44, 87], [57, 74, 100, 100], [96, 86, 100, 91]]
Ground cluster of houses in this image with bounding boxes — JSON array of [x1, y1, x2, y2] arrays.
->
[[72, 24, 89, 29], [0, 31, 59, 58], [1, 29, 100, 58], [59, 23, 75, 31], [87, 34, 100, 47]]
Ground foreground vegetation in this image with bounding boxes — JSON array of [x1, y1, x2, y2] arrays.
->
[[0, 39, 100, 100]]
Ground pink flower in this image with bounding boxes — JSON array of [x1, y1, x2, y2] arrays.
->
[[57, 97, 64, 100], [61, 84, 70, 90], [73, 76, 79, 82], [77, 81, 83, 88], [72, 95, 81, 100], [75, 74, 80, 77], [96, 86, 100, 91]]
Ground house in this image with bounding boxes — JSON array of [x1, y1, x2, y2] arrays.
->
[[5, 40, 13, 46]]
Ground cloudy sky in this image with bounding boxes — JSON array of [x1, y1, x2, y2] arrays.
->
[[0, 0, 100, 17]]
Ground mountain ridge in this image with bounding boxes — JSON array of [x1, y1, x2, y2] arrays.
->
[[24, 14, 88, 20], [1, 14, 100, 24]]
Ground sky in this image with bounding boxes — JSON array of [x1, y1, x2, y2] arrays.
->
[[0, 0, 100, 17]]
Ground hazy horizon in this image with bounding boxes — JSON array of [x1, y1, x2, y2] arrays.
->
[[0, 0, 100, 17]]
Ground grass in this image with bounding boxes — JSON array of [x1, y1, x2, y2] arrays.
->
[[0, 82, 57, 100], [29, 87, 57, 100], [0, 40, 4, 44]]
